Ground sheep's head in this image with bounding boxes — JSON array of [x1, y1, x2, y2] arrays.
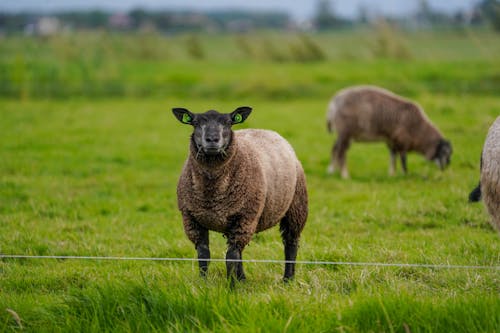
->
[[433, 139, 452, 170], [172, 106, 252, 157]]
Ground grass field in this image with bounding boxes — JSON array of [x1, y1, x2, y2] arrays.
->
[[1, 29, 500, 332]]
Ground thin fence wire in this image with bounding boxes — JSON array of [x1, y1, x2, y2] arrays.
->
[[1, 254, 498, 270]]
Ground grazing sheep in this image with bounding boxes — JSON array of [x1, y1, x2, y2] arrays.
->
[[172, 106, 308, 283], [468, 116, 500, 233], [326, 85, 452, 178]]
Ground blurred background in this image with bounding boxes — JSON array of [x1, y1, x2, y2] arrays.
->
[[0, 0, 499, 100]]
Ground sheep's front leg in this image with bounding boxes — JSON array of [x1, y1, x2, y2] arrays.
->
[[224, 215, 256, 285], [387, 143, 398, 176], [226, 245, 245, 285], [182, 212, 210, 277], [196, 228, 210, 277]]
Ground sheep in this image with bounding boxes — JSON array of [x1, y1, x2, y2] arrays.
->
[[326, 85, 452, 178], [172, 106, 308, 284], [468, 116, 500, 233]]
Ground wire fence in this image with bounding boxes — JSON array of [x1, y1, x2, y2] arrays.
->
[[1, 254, 498, 270]]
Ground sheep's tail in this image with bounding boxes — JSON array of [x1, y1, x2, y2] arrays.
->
[[469, 152, 483, 202], [327, 119, 334, 133], [468, 182, 481, 202]]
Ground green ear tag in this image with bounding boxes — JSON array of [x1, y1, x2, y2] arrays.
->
[[182, 113, 192, 123], [234, 113, 243, 123]]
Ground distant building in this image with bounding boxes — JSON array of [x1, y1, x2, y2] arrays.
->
[[25, 16, 61, 36]]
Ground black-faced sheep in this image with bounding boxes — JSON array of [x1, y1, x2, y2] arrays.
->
[[172, 107, 308, 283], [326, 85, 452, 178], [468, 116, 500, 233]]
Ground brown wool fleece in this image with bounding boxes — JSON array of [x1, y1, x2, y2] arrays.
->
[[326, 85, 445, 159], [481, 116, 500, 233], [177, 129, 308, 250]]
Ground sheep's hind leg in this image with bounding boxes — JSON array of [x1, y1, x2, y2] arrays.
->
[[336, 136, 351, 179], [280, 220, 299, 282], [400, 151, 408, 174], [281, 171, 308, 282], [327, 140, 338, 174]]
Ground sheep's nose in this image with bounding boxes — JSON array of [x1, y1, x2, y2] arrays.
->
[[205, 135, 220, 143]]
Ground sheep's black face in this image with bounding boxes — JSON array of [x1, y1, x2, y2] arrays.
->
[[192, 111, 233, 155], [433, 139, 452, 170], [172, 107, 252, 157]]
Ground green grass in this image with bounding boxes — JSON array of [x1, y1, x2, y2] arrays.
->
[[1, 29, 500, 332], [1, 29, 499, 99], [1, 96, 499, 332]]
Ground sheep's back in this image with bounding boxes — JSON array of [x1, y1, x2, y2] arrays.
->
[[327, 86, 401, 140], [481, 117, 500, 230], [327, 85, 437, 144], [235, 129, 300, 231]]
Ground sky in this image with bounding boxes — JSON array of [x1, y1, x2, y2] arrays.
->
[[0, 0, 479, 21]]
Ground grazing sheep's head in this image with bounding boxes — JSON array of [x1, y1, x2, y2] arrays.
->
[[172, 106, 252, 157], [433, 139, 452, 170]]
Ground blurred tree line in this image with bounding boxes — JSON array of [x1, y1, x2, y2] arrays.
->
[[312, 0, 500, 31], [478, 0, 500, 30], [0, 0, 499, 34], [0, 9, 290, 34]]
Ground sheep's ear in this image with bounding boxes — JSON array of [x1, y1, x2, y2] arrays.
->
[[172, 108, 194, 125], [231, 106, 252, 124]]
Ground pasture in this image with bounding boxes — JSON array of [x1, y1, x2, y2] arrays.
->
[[1, 29, 500, 332]]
